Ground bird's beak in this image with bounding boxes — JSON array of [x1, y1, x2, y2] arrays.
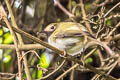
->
[[37, 30, 53, 39], [36, 31, 48, 41]]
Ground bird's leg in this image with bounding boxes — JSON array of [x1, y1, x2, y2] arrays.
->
[[59, 50, 67, 58]]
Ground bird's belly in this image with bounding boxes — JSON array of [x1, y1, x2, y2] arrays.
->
[[48, 37, 80, 50], [48, 37, 87, 56]]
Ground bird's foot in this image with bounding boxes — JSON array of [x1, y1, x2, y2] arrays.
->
[[59, 50, 67, 58]]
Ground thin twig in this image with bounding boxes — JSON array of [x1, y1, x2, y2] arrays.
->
[[20, 50, 40, 61], [0, 4, 22, 80], [37, 60, 66, 80], [55, 0, 75, 18], [56, 63, 79, 80], [84, 48, 97, 59], [104, 2, 120, 17], [0, 72, 16, 80], [106, 22, 120, 38], [55, 48, 97, 80], [80, 0, 93, 34], [0, 44, 44, 50], [5, 0, 32, 80], [1, 22, 117, 80]]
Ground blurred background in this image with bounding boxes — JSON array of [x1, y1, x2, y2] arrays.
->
[[0, 0, 120, 80]]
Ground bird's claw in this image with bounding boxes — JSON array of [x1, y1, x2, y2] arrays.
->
[[59, 51, 67, 58]]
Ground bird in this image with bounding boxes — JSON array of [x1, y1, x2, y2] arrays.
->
[[44, 22, 92, 56]]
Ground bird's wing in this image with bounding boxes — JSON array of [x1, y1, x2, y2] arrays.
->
[[55, 30, 93, 38]]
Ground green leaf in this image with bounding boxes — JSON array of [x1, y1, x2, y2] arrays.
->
[[36, 70, 43, 78], [3, 33, 13, 44], [72, 1, 77, 6], [39, 52, 50, 68], [32, 70, 43, 79], [0, 29, 3, 36], [32, 70, 36, 78], [57, 18, 61, 22], [106, 19, 112, 26], [85, 3, 91, 10], [85, 57, 93, 64], [3, 55, 11, 63], [4, 49, 12, 55], [0, 37, 3, 44]]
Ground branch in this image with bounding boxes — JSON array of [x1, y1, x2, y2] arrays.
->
[[0, 14, 116, 80], [80, 0, 93, 34], [55, 0, 75, 18], [104, 2, 120, 17], [5, 0, 32, 79], [0, 44, 44, 50], [0, 3, 22, 80], [10, 25, 116, 80]]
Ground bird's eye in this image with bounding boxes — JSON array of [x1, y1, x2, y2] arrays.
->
[[51, 25, 56, 30]]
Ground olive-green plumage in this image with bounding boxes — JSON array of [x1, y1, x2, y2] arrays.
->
[[45, 22, 89, 56]]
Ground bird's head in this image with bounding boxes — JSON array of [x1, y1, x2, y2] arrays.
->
[[44, 23, 58, 33]]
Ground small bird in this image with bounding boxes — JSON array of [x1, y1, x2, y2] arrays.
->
[[44, 22, 91, 56]]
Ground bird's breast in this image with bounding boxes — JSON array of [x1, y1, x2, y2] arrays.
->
[[48, 37, 80, 50]]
